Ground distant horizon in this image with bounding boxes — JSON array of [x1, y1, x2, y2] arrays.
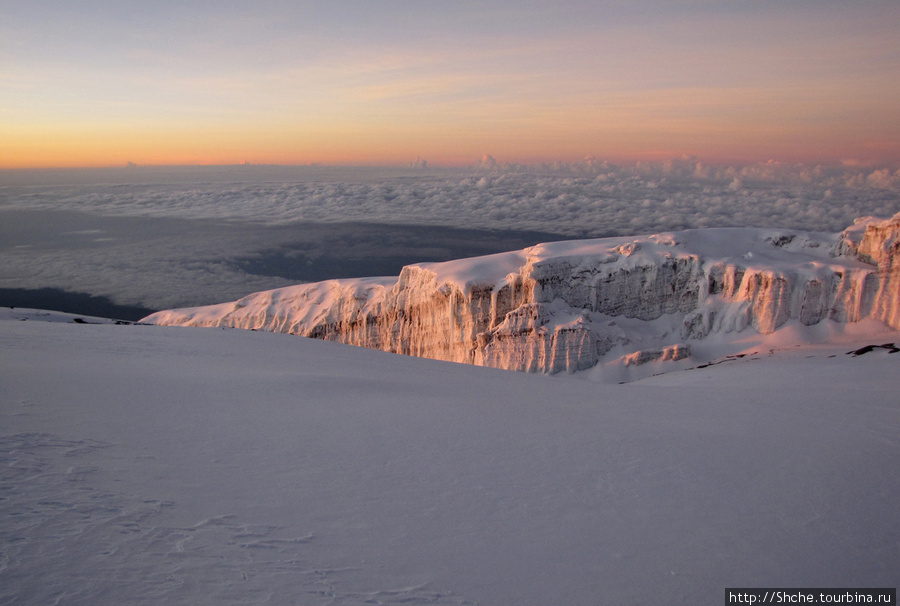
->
[[3, 155, 900, 172]]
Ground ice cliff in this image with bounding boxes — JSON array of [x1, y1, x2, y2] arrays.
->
[[145, 213, 900, 375]]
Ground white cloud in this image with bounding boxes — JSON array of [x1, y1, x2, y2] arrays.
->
[[5, 163, 899, 236], [2, 162, 898, 310], [866, 168, 900, 190], [476, 154, 497, 170]]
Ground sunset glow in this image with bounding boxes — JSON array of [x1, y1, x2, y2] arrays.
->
[[2, 1, 899, 168]]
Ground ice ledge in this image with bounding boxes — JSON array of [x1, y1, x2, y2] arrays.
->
[[145, 214, 900, 377]]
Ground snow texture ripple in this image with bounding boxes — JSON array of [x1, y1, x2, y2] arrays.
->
[[0, 432, 475, 605]]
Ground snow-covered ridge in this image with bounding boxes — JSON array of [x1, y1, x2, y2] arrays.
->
[[144, 213, 900, 375]]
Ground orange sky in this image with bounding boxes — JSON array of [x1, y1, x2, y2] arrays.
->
[[2, 2, 899, 169]]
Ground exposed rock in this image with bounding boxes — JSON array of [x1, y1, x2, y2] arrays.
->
[[847, 343, 899, 356]]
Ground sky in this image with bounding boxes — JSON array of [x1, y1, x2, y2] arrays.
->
[[1, 1, 900, 168]]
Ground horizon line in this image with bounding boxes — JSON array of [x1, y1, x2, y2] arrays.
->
[[3, 157, 900, 172]]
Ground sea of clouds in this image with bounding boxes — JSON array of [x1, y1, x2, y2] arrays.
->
[[5, 159, 900, 235], [1, 159, 898, 314]]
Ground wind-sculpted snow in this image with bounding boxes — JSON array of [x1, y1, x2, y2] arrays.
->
[[145, 214, 900, 376], [0, 432, 475, 606]]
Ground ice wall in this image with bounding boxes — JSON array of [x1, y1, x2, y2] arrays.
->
[[837, 213, 900, 329], [146, 214, 900, 374]]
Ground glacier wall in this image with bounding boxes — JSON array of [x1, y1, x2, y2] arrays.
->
[[146, 213, 900, 374]]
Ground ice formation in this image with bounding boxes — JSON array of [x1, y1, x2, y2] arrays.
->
[[145, 213, 900, 374]]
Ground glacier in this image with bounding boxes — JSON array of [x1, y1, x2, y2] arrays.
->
[[145, 213, 900, 376]]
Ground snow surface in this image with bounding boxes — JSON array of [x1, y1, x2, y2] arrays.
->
[[2, 308, 899, 605]]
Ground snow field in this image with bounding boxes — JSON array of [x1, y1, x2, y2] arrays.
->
[[1, 310, 898, 604]]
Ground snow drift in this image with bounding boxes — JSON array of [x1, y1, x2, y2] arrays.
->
[[145, 214, 900, 375]]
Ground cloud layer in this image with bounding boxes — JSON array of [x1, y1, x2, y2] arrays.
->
[[1, 162, 898, 311], [4, 162, 899, 235]]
